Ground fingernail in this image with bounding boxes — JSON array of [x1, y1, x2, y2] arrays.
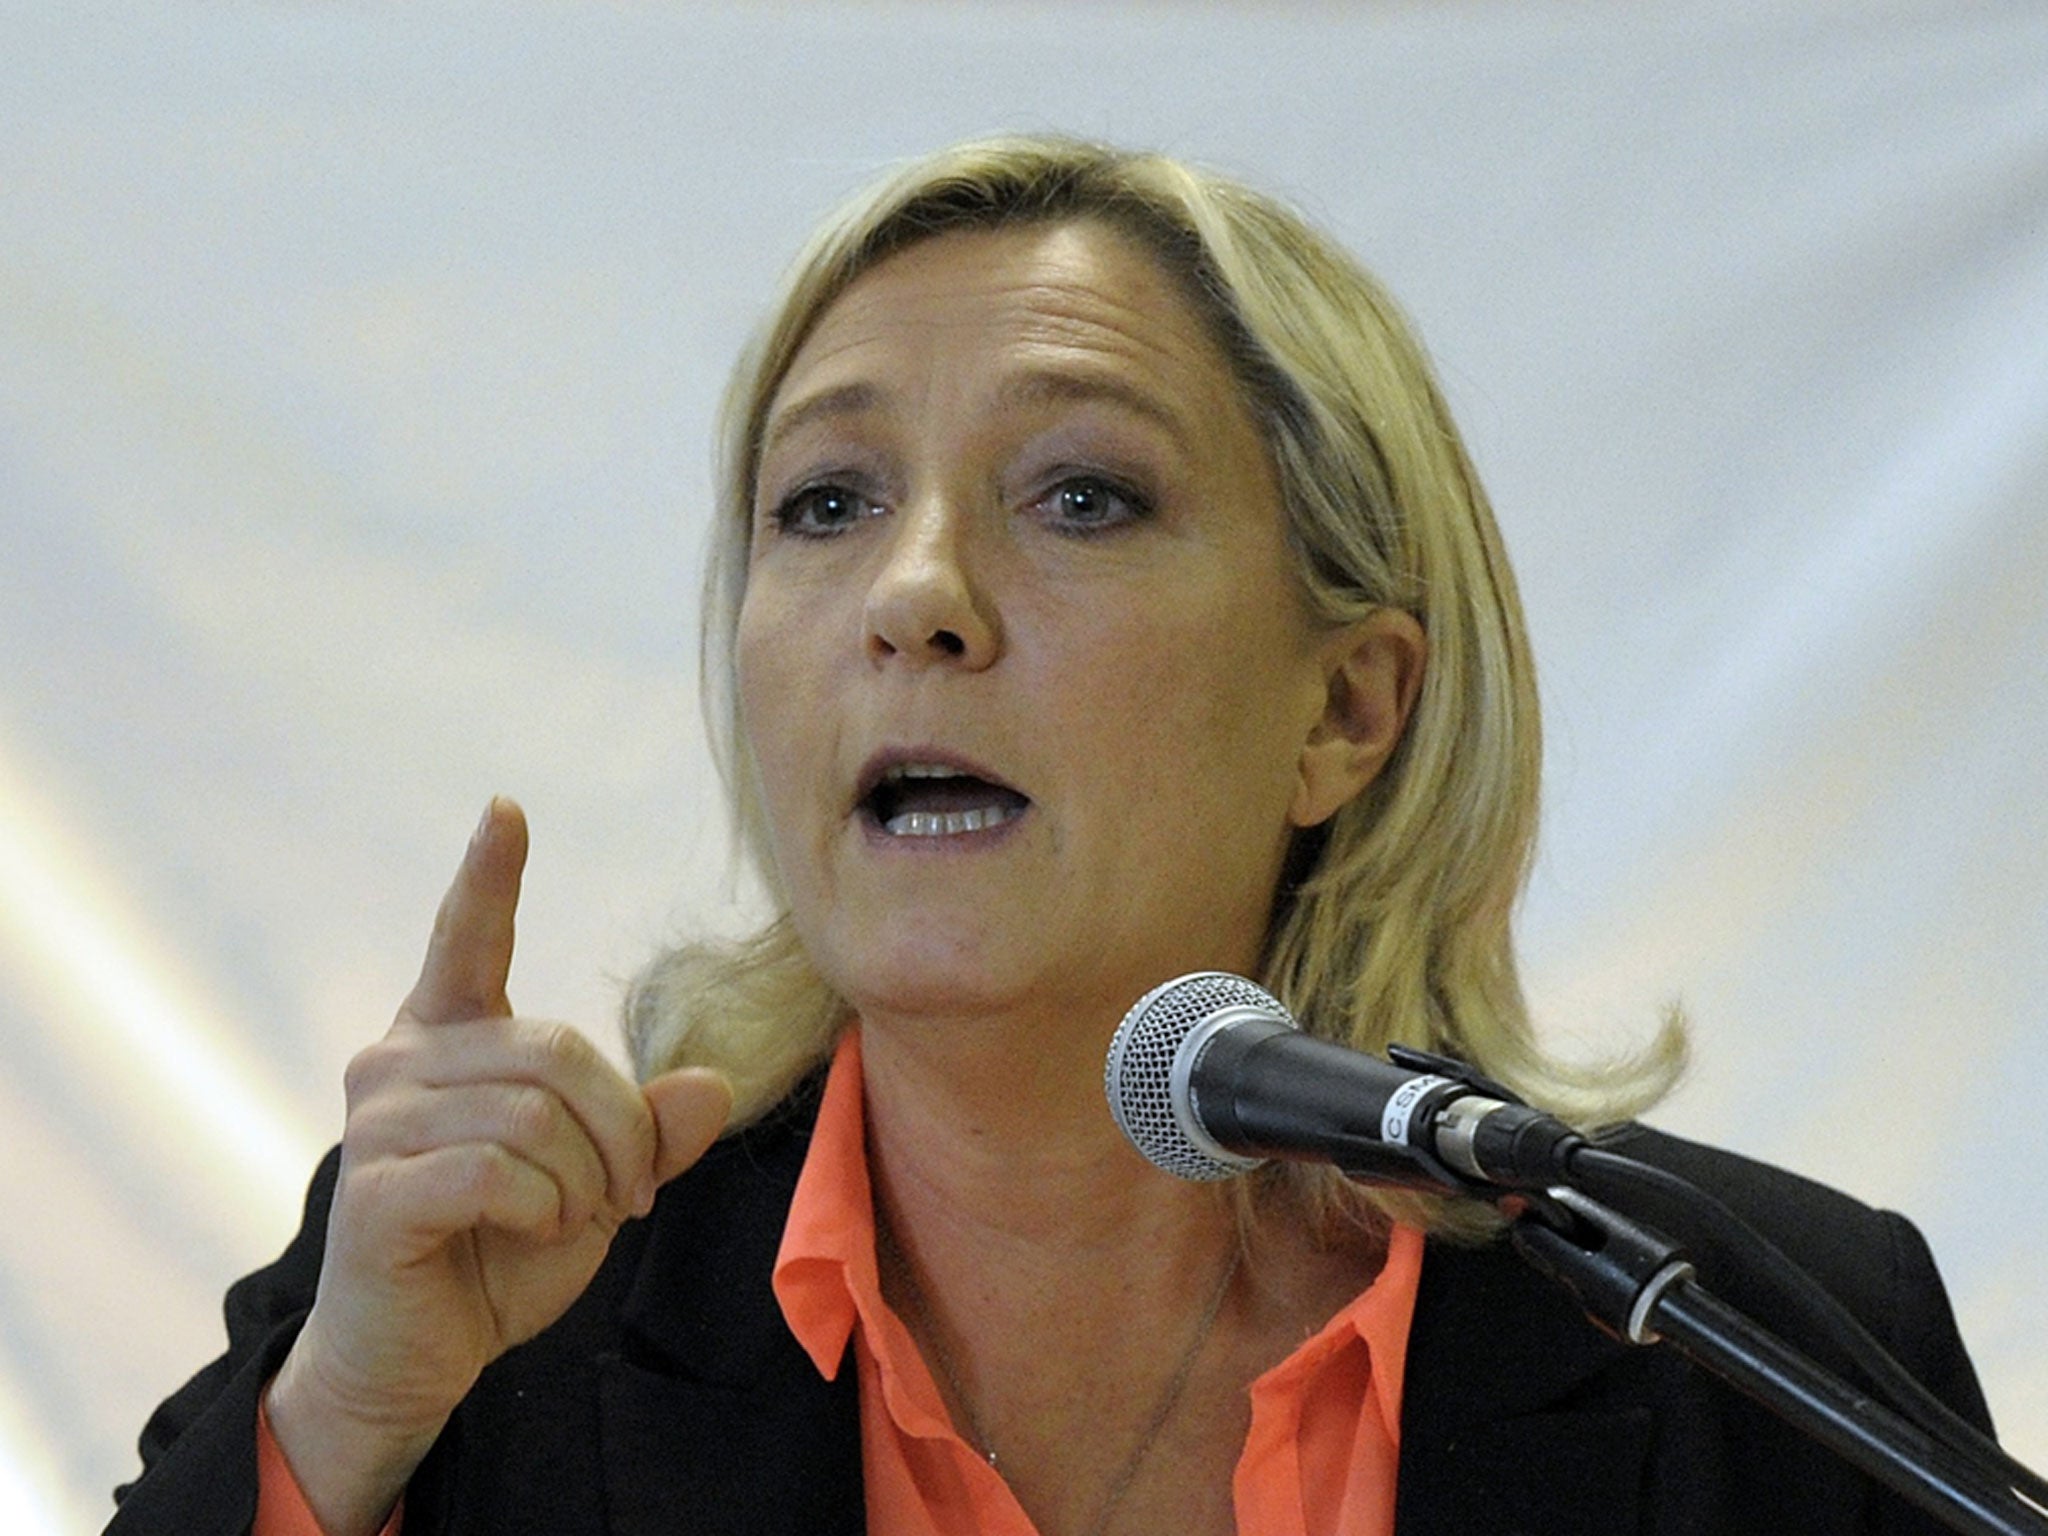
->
[[471, 798, 498, 847]]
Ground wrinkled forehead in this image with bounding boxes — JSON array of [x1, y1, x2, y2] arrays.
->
[[757, 222, 1250, 462], [750, 213, 1255, 475]]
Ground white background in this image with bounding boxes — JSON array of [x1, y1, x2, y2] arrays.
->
[[4, 4, 2044, 1529]]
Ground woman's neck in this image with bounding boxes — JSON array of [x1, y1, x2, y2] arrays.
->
[[856, 1003, 1231, 1261]]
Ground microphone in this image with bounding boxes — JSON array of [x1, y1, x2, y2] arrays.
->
[[1103, 971, 1583, 1192]]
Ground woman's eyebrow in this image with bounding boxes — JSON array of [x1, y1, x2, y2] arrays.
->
[[759, 367, 1194, 470], [994, 368, 1192, 451], [760, 381, 880, 460]]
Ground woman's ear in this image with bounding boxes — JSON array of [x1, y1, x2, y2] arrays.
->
[[1291, 608, 1427, 829]]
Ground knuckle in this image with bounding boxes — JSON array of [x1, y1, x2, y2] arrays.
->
[[342, 1039, 399, 1102], [502, 1084, 560, 1146], [531, 1021, 590, 1077], [454, 1145, 511, 1207]]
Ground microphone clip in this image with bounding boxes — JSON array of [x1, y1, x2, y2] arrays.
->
[[1386, 1044, 1526, 1106]]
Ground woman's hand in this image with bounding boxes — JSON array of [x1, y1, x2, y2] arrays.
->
[[265, 798, 732, 1536]]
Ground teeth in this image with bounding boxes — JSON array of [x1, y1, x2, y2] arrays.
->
[[882, 803, 1021, 838], [885, 763, 963, 781]]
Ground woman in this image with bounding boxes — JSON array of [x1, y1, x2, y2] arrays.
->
[[108, 137, 1991, 1536]]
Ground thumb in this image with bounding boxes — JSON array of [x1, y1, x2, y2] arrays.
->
[[643, 1068, 734, 1188], [403, 797, 528, 1025]]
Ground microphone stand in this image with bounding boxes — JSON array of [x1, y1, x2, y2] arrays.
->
[[1508, 1187, 2048, 1536]]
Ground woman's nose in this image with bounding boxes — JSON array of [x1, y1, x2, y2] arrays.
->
[[863, 500, 1001, 668]]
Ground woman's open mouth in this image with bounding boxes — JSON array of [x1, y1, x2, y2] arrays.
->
[[858, 760, 1031, 838]]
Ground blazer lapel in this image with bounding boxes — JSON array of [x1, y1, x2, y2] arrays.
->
[[598, 1098, 864, 1536]]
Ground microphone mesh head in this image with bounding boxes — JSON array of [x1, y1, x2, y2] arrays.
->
[[1104, 971, 1293, 1182]]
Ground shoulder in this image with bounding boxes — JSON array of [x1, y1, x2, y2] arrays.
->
[[1397, 1126, 1990, 1535], [1592, 1122, 1896, 1263], [1585, 1122, 1976, 1390]]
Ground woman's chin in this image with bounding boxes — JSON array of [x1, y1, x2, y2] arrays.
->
[[820, 935, 1086, 1038], [834, 965, 1028, 1032]]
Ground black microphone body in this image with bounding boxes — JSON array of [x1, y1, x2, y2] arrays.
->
[[1186, 1011, 1470, 1188], [1106, 971, 1584, 1193]]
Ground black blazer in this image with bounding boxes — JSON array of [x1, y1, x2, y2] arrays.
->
[[107, 1092, 1993, 1536]]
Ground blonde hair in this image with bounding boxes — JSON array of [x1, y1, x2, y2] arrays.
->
[[625, 136, 1683, 1237]]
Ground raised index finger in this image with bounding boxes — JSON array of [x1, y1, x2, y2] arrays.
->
[[403, 796, 528, 1025]]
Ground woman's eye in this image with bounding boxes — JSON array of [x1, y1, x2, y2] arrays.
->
[[770, 482, 882, 538], [1037, 475, 1151, 534]]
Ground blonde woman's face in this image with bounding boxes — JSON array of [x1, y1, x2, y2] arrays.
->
[[736, 222, 1341, 1030]]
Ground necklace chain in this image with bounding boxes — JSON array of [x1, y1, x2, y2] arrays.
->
[[875, 1217, 1241, 1536]]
